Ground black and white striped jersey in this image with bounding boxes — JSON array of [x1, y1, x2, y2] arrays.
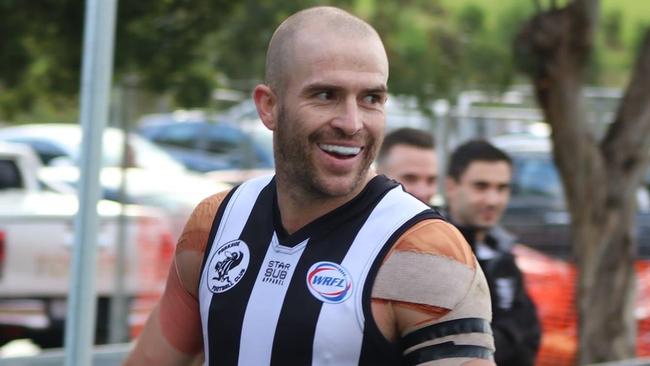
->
[[198, 174, 442, 366]]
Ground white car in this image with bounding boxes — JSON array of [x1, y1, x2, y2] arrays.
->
[[0, 123, 230, 239], [0, 142, 175, 347]]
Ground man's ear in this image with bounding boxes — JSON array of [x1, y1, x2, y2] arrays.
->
[[253, 84, 277, 131]]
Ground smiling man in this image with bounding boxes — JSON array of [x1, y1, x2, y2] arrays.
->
[[125, 7, 494, 366], [446, 140, 541, 366], [376, 127, 438, 204]]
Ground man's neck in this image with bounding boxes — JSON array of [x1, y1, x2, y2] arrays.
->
[[474, 230, 487, 243], [449, 215, 488, 244], [275, 174, 374, 235]]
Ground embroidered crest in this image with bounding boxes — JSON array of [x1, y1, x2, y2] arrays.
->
[[207, 239, 250, 293]]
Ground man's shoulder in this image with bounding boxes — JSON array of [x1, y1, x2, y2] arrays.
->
[[392, 218, 476, 268], [174, 189, 232, 297], [177, 189, 232, 254], [372, 218, 482, 311]]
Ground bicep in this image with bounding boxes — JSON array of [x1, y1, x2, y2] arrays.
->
[[371, 219, 495, 365], [394, 264, 495, 365], [124, 304, 199, 366], [125, 256, 204, 364], [125, 191, 228, 365]]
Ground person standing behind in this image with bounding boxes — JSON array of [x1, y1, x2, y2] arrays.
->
[[125, 7, 495, 366], [445, 140, 541, 366], [376, 127, 438, 204]]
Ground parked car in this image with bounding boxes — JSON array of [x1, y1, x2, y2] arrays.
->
[[0, 142, 174, 348], [491, 134, 650, 259], [136, 118, 274, 173], [0, 124, 229, 239]]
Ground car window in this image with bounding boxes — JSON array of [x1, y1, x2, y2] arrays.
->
[[146, 124, 200, 149], [0, 159, 23, 189], [512, 154, 563, 200], [247, 126, 274, 167], [3, 138, 68, 165], [203, 124, 249, 155], [100, 134, 185, 171]]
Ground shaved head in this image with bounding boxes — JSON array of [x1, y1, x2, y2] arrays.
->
[[265, 6, 385, 95]]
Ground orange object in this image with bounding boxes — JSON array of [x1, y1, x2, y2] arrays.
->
[[513, 245, 650, 366]]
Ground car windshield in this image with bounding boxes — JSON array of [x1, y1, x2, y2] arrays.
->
[[107, 134, 184, 171], [511, 153, 564, 201], [71, 130, 185, 171], [0, 125, 186, 171]]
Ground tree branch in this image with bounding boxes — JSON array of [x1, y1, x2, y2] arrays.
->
[[514, 2, 605, 214], [572, 0, 600, 27], [568, 0, 599, 67], [601, 29, 650, 182]]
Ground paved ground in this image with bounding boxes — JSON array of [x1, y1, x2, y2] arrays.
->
[[1, 342, 649, 366], [0, 342, 130, 366]]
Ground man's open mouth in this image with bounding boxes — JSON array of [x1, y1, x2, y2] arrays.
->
[[319, 144, 362, 159]]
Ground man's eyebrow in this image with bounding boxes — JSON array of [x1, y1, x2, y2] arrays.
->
[[364, 84, 388, 94], [301, 83, 342, 95], [300, 83, 388, 95], [471, 180, 490, 186]]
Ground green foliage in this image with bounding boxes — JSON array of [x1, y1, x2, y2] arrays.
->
[[371, 0, 530, 111], [210, 0, 321, 89], [0, 0, 647, 122], [0, 0, 236, 119], [603, 9, 623, 49], [0, 0, 83, 119], [457, 4, 485, 35]]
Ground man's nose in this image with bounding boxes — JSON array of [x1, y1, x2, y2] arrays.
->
[[484, 189, 502, 205], [331, 97, 362, 135]]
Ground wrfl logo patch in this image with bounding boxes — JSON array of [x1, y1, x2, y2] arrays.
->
[[306, 261, 353, 304]]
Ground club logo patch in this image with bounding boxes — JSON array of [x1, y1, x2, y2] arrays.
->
[[306, 261, 353, 304], [207, 239, 250, 294]]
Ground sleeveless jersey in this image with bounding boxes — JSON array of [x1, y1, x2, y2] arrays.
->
[[198, 175, 442, 365]]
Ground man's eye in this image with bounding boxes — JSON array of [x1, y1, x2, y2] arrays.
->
[[402, 175, 418, 184], [363, 94, 381, 104], [316, 91, 334, 100]]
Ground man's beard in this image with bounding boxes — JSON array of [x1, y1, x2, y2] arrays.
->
[[274, 105, 378, 200]]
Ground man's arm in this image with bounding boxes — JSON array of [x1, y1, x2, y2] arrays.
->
[[124, 191, 229, 365], [124, 255, 204, 365], [123, 301, 198, 365], [485, 252, 541, 366], [372, 219, 495, 366]]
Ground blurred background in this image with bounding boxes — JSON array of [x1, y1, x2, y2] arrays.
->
[[0, 0, 649, 365]]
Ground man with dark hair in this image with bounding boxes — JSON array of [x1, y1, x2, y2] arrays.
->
[[446, 139, 541, 366], [125, 7, 495, 366], [376, 127, 438, 203]]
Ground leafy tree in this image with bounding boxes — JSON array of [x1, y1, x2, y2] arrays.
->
[[0, 0, 236, 120], [209, 0, 332, 91], [0, 0, 532, 121], [366, 0, 531, 115], [515, 0, 650, 363]]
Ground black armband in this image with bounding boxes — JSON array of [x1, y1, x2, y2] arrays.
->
[[401, 318, 494, 364], [404, 342, 493, 364]]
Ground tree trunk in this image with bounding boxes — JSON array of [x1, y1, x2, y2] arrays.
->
[[515, 1, 650, 363]]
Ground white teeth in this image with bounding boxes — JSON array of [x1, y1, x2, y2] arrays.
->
[[319, 144, 361, 156]]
